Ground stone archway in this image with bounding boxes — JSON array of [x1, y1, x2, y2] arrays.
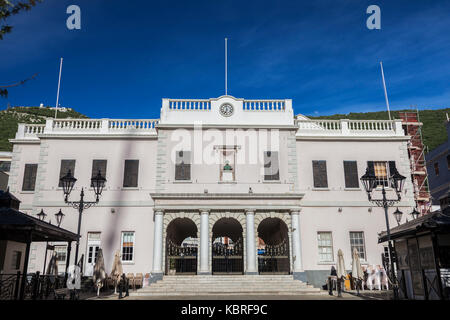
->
[[255, 213, 291, 274], [211, 216, 244, 274], [163, 212, 200, 274]]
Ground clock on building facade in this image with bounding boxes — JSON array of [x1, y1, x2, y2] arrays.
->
[[219, 103, 234, 117]]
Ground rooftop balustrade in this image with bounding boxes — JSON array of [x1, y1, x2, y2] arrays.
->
[[296, 118, 405, 137]]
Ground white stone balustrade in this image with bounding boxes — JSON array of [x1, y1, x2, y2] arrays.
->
[[168, 99, 211, 110], [296, 118, 404, 137], [243, 100, 286, 111], [13, 118, 159, 139]]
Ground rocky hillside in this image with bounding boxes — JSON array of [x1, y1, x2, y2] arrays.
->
[[0, 106, 88, 151]]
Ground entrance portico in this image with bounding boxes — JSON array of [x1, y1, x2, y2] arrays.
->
[[149, 193, 304, 282]]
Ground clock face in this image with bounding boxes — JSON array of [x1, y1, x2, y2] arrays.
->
[[219, 103, 234, 117]]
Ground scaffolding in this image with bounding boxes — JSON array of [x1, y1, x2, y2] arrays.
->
[[399, 110, 432, 215]]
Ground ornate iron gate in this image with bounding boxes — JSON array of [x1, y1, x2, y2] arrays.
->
[[212, 238, 243, 274], [258, 238, 290, 274], [166, 239, 197, 275]]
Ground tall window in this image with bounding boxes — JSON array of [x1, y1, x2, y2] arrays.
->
[[121, 232, 135, 262], [22, 164, 38, 191], [317, 232, 334, 262], [349, 231, 366, 260], [447, 155, 450, 170], [54, 246, 67, 263], [11, 251, 22, 270], [175, 151, 191, 181], [0, 161, 11, 173], [343, 161, 359, 188], [312, 160, 328, 188], [434, 162, 440, 176], [264, 151, 280, 181], [123, 160, 139, 187], [368, 161, 397, 187], [91, 160, 107, 187], [58, 160, 76, 187]]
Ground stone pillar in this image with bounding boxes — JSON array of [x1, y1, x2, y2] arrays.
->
[[199, 210, 211, 275], [245, 210, 258, 275], [291, 210, 305, 281], [151, 210, 164, 282]]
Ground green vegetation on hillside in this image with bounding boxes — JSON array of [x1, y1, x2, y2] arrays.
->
[[0, 106, 88, 151], [308, 108, 450, 152]]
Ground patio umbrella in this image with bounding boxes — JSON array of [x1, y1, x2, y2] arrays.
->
[[336, 249, 346, 279], [351, 248, 364, 280], [351, 248, 364, 294], [46, 251, 59, 276], [111, 250, 123, 294], [336, 249, 346, 297], [93, 248, 106, 297]]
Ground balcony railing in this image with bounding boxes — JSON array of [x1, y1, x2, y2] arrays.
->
[[15, 119, 160, 139], [296, 119, 404, 137], [243, 100, 286, 111]]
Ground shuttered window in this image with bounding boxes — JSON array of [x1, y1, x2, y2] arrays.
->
[[312, 160, 328, 188], [343, 161, 359, 188], [264, 151, 280, 181], [91, 160, 107, 187], [123, 160, 139, 187], [58, 160, 76, 187], [175, 151, 191, 181], [22, 164, 38, 191]]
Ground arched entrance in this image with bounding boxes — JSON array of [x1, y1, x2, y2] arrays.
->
[[212, 218, 244, 274], [257, 217, 290, 274], [165, 218, 198, 275]]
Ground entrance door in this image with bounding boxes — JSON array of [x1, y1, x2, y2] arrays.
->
[[85, 232, 101, 276], [212, 237, 243, 274]]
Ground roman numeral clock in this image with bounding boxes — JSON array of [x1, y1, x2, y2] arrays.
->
[[219, 103, 234, 117]]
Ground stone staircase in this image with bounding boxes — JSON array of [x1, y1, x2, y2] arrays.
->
[[131, 275, 325, 296]]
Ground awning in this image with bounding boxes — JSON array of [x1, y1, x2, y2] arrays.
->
[[378, 209, 450, 243], [0, 207, 79, 243]]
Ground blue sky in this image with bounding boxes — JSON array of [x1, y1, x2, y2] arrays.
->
[[1, 0, 450, 118]]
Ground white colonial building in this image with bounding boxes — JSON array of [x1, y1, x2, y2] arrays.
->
[[6, 95, 415, 288]]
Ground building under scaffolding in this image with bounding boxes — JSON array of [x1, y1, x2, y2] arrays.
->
[[399, 111, 432, 215]]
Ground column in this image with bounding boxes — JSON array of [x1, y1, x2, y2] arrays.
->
[[291, 210, 304, 280], [199, 210, 210, 274], [245, 210, 258, 275], [151, 210, 164, 281]]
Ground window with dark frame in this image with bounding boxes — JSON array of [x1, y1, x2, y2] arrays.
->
[[123, 160, 139, 188], [175, 151, 191, 181], [11, 251, 22, 270], [22, 163, 38, 191], [447, 155, 450, 170], [91, 160, 107, 187], [343, 161, 359, 188], [312, 160, 328, 188], [367, 161, 397, 187], [58, 160, 76, 187], [434, 162, 440, 176], [264, 151, 280, 181]]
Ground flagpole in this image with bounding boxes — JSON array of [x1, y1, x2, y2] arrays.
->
[[380, 61, 392, 121], [55, 58, 63, 119], [225, 38, 228, 96]]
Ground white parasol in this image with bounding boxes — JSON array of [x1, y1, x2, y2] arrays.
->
[[93, 248, 106, 297], [336, 249, 346, 279], [110, 250, 123, 294]]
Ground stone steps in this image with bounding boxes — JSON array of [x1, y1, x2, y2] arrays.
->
[[131, 275, 323, 297]]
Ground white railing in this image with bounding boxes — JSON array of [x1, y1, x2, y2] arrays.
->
[[52, 119, 102, 130], [15, 119, 160, 139], [108, 119, 159, 130], [348, 120, 394, 132], [23, 124, 45, 136], [296, 119, 404, 137], [168, 99, 211, 110], [243, 100, 286, 111], [296, 119, 341, 131]]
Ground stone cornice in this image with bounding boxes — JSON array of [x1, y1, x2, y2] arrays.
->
[[150, 193, 304, 200], [295, 136, 410, 142]]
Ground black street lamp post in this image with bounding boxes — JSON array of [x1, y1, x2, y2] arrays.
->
[[59, 170, 106, 269], [360, 166, 406, 300]]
